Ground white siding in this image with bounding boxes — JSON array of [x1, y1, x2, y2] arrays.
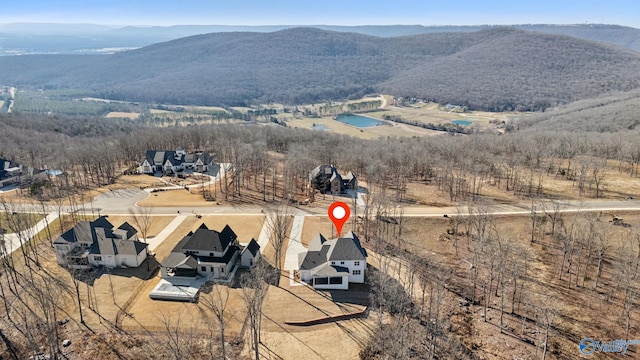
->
[[241, 250, 260, 268], [312, 275, 349, 290]]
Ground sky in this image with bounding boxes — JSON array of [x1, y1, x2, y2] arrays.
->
[[1, 0, 640, 28]]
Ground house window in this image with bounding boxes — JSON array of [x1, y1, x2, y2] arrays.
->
[[331, 261, 336, 265], [353, 270, 361, 275], [209, 252, 214, 257], [340, 261, 345, 265], [210, 267, 214, 271], [354, 261, 360, 266], [94, 256, 102, 261], [201, 266, 207, 272], [221, 268, 224, 273]]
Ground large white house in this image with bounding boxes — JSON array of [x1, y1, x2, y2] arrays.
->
[[150, 224, 260, 302], [53, 217, 148, 269], [298, 231, 367, 290], [139, 148, 216, 175]]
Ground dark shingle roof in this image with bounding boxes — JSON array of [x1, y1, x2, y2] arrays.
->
[[299, 244, 331, 270], [197, 246, 239, 264], [163, 252, 198, 269], [94, 228, 116, 256], [117, 222, 138, 239], [221, 225, 237, 242], [54, 228, 76, 244], [314, 264, 349, 277], [114, 239, 147, 256], [181, 224, 235, 253], [327, 237, 367, 261], [244, 238, 260, 256]]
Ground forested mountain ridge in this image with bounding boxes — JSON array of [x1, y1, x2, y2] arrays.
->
[[3, 23, 639, 53], [2, 27, 640, 110]]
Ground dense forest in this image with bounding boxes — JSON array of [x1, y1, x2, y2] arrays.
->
[[2, 27, 640, 110], [3, 23, 640, 55], [520, 88, 640, 132]]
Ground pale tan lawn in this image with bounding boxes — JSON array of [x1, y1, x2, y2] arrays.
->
[[105, 112, 140, 119]]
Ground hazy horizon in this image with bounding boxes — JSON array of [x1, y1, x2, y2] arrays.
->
[[1, 0, 639, 28]]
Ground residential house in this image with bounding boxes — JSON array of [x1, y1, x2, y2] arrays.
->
[[240, 238, 261, 268], [53, 217, 148, 269], [139, 148, 216, 175], [162, 224, 241, 280], [298, 231, 367, 290], [309, 165, 358, 195], [151, 223, 260, 302], [0, 158, 23, 187]]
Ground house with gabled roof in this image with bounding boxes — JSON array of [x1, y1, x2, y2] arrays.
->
[[309, 164, 358, 195], [53, 216, 148, 269], [298, 231, 367, 290], [151, 223, 261, 302], [139, 148, 216, 174], [162, 224, 241, 280], [240, 238, 261, 268], [0, 158, 24, 188]]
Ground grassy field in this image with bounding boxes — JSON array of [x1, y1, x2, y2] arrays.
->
[[286, 116, 443, 140], [366, 101, 522, 126], [105, 112, 140, 119], [0, 212, 45, 232]]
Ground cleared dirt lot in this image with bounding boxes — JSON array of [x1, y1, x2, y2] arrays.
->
[[255, 280, 373, 359]]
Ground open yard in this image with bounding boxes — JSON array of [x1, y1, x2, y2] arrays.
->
[[0, 212, 45, 232], [287, 116, 442, 140], [105, 112, 140, 119]]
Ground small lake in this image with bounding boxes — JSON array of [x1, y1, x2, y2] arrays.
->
[[336, 114, 383, 128], [452, 119, 472, 126]]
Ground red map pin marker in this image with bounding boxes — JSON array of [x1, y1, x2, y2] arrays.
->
[[328, 201, 350, 236]]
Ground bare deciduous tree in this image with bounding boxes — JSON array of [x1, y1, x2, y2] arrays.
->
[[241, 259, 270, 360], [266, 204, 293, 281], [201, 284, 231, 359]]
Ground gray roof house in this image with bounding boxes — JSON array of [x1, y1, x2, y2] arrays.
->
[[309, 165, 357, 195], [160, 224, 240, 281], [149, 223, 260, 302], [298, 232, 367, 290], [53, 217, 148, 269], [151, 223, 260, 302], [0, 158, 24, 188], [139, 148, 216, 174]]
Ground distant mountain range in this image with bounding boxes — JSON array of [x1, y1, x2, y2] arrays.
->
[[1, 23, 639, 55], [2, 27, 640, 111]]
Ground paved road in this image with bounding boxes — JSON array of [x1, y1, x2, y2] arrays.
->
[[255, 213, 274, 249], [5, 189, 640, 218], [146, 214, 188, 252], [1, 213, 59, 256], [5, 187, 640, 258], [284, 215, 305, 271]]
